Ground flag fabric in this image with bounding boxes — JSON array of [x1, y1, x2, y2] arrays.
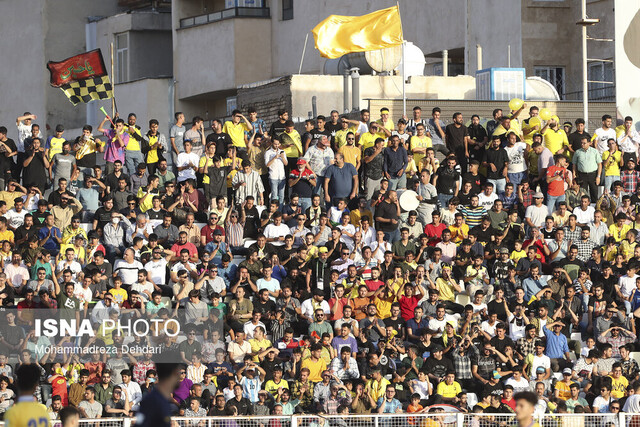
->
[[312, 6, 403, 59], [47, 49, 113, 105]]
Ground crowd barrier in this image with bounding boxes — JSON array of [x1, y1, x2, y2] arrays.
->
[[24, 413, 640, 427]]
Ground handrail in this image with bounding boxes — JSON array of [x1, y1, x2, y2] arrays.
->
[[179, 7, 270, 28]]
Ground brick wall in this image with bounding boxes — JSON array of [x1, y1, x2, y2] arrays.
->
[[237, 76, 293, 127]]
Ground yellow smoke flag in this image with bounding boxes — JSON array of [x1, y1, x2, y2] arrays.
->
[[312, 6, 403, 59]]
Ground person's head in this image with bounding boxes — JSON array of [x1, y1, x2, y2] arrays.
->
[[60, 406, 80, 427]]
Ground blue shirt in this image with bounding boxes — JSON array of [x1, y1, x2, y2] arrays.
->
[[218, 263, 238, 287], [522, 276, 548, 302], [324, 163, 357, 198], [75, 186, 100, 211], [543, 325, 570, 358], [377, 397, 402, 413], [37, 226, 62, 253], [383, 145, 408, 175]]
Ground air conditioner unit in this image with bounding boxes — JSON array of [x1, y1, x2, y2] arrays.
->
[[476, 68, 526, 101]]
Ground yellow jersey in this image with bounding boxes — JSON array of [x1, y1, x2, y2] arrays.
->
[[47, 136, 66, 161], [199, 156, 215, 185], [146, 134, 161, 164], [281, 130, 303, 158], [126, 127, 142, 151], [222, 121, 251, 148], [339, 145, 361, 168], [359, 132, 382, 151], [602, 150, 622, 176], [5, 397, 51, 427], [543, 128, 569, 154], [409, 135, 432, 167], [335, 127, 357, 148]]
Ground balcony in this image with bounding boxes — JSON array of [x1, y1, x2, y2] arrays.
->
[[179, 6, 270, 28]]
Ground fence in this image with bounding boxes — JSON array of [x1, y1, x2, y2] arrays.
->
[[31, 413, 640, 427]]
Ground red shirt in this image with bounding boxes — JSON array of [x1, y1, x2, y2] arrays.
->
[[328, 297, 348, 321], [170, 242, 198, 258], [84, 361, 104, 385], [523, 238, 547, 263], [365, 279, 384, 293], [546, 165, 568, 196], [50, 375, 69, 406], [424, 222, 447, 241], [398, 294, 421, 321], [201, 224, 225, 244]]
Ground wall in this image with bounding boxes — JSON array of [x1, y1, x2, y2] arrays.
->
[[129, 30, 173, 80], [108, 78, 172, 128], [237, 77, 292, 126]]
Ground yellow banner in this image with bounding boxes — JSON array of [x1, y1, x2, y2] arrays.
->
[[312, 6, 403, 59]]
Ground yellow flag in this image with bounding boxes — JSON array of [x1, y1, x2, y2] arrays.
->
[[312, 6, 403, 59]]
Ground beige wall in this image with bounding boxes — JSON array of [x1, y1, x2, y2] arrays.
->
[[111, 78, 173, 127]]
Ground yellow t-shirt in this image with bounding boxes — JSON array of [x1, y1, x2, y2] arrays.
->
[[281, 130, 303, 158], [543, 128, 569, 154], [349, 208, 372, 227], [126, 127, 142, 151], [366, 377, 391, 403], [522, 119, 539, 145], [222, 121, 251, 148], [609, 223, 631, 242], [146, 134, 160, 164], [360, 132, 383, 151], [436, 381, 461, 398], [249, 338, 272, 362], [0, 230, 14, 244], [339, 145, 361, 168], [109, 288, 128, 305], [376, 119, 394, 138], [610, 375, 629, 399], [510, 249, 527, 263], [199, 156, 215, 185], [602, 150, 622, 176], [4, 399, 51, 427], [373, 296, 393, 319], [301, 357, 327, 383], [136, 187, 158, 213], [435, 277, 455, 302], [265, 379, 289, 396], [335, 127, 357, 148], [410, 135, 432, 167], [47, 136, 66, 161], [225, 157, 242, 188], [448, 223, 469, 244]]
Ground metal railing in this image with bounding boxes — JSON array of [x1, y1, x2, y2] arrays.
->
[[179, 7, 270, 28], [27, 413, 640, 427]]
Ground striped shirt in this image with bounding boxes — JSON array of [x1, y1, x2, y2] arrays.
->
[[232, 170, 264, 205], [226, 222, 244, 247], [459, 206, 486, 228]]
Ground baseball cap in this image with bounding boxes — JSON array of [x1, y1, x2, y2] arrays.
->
[[499, 247, 509, 254], [534, 192, 544, 199], [563, 368, 572, 375], [536, 366, 546, 374], [213, 229, 223, 236], [318, 247, 328, 254], [297, 159, 306, 165]]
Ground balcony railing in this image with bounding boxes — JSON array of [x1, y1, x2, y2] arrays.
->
[[179, 6, 270, 28]]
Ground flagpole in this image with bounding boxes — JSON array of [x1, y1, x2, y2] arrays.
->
[[298, 33, 309, 75], [396, 2, 406, 117], [110, 43, 117, 116]]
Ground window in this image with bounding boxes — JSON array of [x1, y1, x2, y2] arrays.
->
[[115, 32, 129, 84], [588, 61, 615, 101], [534, 66, 565, 99], [282, 0, 293, 20]]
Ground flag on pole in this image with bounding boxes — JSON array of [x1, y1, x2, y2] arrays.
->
[[47, 49, 113, 106], [312, 6, 403, 59]]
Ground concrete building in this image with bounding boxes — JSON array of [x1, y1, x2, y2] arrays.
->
[[172, 0, 616, 122]]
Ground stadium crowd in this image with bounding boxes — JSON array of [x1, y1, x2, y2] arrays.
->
[[0, 103, 639, 421]]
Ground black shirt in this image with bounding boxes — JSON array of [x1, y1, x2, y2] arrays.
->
[[23, 151, 47, 189], [311, 129, 332, 143], [569, 131, 592, 152], [206, 132, 233, 158], [435, 166, 460, 194], [225, 397, 253, 415], [93, 207, 114, 230], [483, 148, 509, 180], [445, 123, 468, 151], [243, 206, 260, 239], [32, 210, 50, 229], [14, 224, 37, 245], [105, 172, 130, 192], [269, 120, 287, 140], [0, 138, 16, 178], [421, 356, 454, 379], [461, 172, 486, 195], [375, 201, 399, 233]]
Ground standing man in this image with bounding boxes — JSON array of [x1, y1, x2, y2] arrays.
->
[[124, 113, 145, 176], [170, 112, 186, 174], [303, 136, 334, 199], [4, 365, 50, 427], [207, 119, 232, 159], [99, 117, 129, 176], [617, 115, 640, 164], [427, 107, 449, 156], [483, 135, 509, 194], [324, 153, 358, 207], [184, 117, 206, 158], [15, 113, 42, 181], [383, 135, 408, 191], [264, 138, 288, 204], [232, 160, 264, 207], [223, 109, 252, 152], [591, 114, 616, 155], [375, 191, 400, 243], [572, 137, 602, 202], [433, 156, 460, 209], [445, 112, 470, 171], [363, 138, 385, 202], [135, 363, 180, 427], [513, 391, 540, 427], [568, 118, 591, 155]]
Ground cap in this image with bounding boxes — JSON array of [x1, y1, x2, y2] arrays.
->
[[499, 247, 509, 254], [536, 366, 546, 374], [431, 344, 444, 352], [493, 371, 502, 379], [296, 159, 307, 165], [563, 121, 573, 127], [318, 247, 328, 254], [533, 192, 544, 199], [213, 229, 223, 236], [563, 368, 572, 375], [313, 289, 325, 296]]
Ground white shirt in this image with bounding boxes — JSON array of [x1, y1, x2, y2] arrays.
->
[[359, 226, 376, 248], [371, 241, 391, 263], [176, 152, 200, 182], [504, 376, 530, 393], [300, 298, 331, 320], [4, 263, 30, 288], [592, 127, 617, 154], [618, 274, 638, 298], [119, 381, 142, 410], [56, 260, 82, 280], [264, 148, 286, 180], [263, 223, 290, 246], [525, 204, 549, 228], [114, 259, 144, 285], [481, 320, 497, 337], [4, 208, 28, 229], [243, 320, 266, 339], [530, 354, 551, 380], [73, 283, 93, 305], [256, 277, 281, 301], [617, 128, 640, 153], [478, 192, 498, 210], [145, 258, 168, 285], [126, 223, 154, 245], [338, 224, 356, 250], [573, 206, 595, 224], [505, 142, 528, 173], [131, 281, 154, 301]]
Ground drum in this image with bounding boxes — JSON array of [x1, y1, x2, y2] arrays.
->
[[398, 189, 419, 212]]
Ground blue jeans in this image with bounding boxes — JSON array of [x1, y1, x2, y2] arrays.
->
[[269, 178, 285, 205], [125, 150, 145, 176], [487, 178, 506, 194], [508, 171, 527, 188], [299, 197, 312, 213], [604, 175, 619, 193], [383, 228, 400, 243], [546, 194, 565, 213], [438, 194, 454, 210], [387, 174, 407, 191], [314, 176, 325, 199]]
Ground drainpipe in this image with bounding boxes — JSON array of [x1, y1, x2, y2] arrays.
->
[[350, 68, 360, 111], [442, 50, 448, 77]]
